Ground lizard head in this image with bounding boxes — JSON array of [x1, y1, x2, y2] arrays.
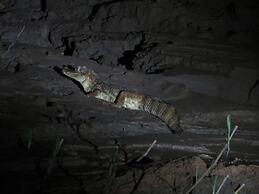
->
[[62, 66, 86, 83], [62, 65, 99, 93]]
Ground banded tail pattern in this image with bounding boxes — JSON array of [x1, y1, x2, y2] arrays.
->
[[143, 96, 181, 133]]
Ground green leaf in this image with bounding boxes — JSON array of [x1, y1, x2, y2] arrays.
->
[[211, 176, 217, 194], [227, 114, 231, 132], [195, 166, 199, 182]]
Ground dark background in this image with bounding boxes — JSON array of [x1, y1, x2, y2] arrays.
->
[[0, 0, 259, 193]]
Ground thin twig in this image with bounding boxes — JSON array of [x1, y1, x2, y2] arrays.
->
[[185, 126, 238, 194], [130, 169, 145, 194], [136, 140, 157, 162], [215, 175, 229, 194], [229, 125, 238, 140], [234, 183, 245, 194], [2, 26, 26, 58]]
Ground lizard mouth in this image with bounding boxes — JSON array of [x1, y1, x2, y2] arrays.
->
[[62, 65, 87, 83], [62, 65, 76, 74]]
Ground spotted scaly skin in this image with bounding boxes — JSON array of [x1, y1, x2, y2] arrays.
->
[[62, 66, 120, 102], [114, 91, 181, 133], [62, 66, 182, 133]]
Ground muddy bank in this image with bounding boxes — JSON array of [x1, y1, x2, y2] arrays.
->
[[0, 0, 259, 193]]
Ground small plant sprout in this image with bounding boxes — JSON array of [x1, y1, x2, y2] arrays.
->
[[215, 175, 229, 194], [211, 176, 217, 194], [193, 166, 200, 193], [226, 114, 231, 156], [45, 138, 64, 179], [234, 183, 245, 194], [186, 115, 239, 194], [195, 166, 199, 183]]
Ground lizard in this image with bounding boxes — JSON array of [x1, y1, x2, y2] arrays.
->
[[62, 65, 182, 133]]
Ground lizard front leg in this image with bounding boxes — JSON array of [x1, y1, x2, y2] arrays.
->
[[113, 91, 126, 108], [86, 89, 101, 97]]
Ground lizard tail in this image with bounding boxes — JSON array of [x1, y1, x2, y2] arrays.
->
[[143, 97, 182, 133]]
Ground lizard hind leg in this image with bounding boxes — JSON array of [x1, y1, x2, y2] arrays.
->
[[163, 106, 182, 133], [167, 115, 182, 133]]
